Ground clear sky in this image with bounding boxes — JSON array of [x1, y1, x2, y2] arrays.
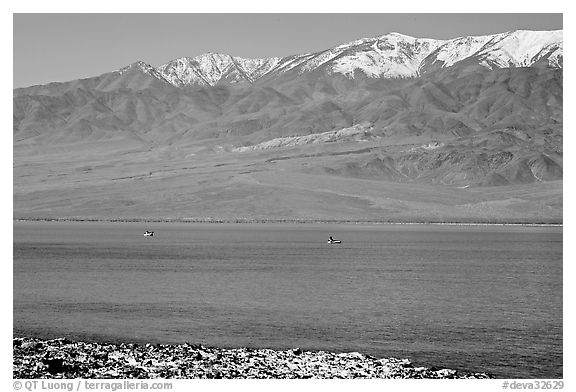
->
[[13, 13, 562, 88]]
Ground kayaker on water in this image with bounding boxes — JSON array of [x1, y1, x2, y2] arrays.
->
[[328, 236, 341, 244]]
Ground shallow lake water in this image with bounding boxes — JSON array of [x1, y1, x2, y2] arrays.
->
[[13, 221, 562, 378]]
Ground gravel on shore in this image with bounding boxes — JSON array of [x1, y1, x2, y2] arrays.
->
[[13, 337, 492, 379]]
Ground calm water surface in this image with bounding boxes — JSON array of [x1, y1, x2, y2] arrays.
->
[[13, 221, 562, 378]]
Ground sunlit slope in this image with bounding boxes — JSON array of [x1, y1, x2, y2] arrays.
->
[[13, 37, 562, 222], [14, 134, 562, 222]]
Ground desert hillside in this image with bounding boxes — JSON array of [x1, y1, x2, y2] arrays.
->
[[13, 31, 563, 223]]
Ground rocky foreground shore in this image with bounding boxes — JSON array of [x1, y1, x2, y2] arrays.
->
[[14, 337, 492, 379]]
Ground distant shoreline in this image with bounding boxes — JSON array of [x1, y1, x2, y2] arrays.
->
[[13, 217, 563, 227]]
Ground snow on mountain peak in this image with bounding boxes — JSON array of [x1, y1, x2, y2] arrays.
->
[[117, 61, 173, 85], [157, 53, 282, 86], [141, 30, 562, 87], [328, 33, 444, 78], [476, 30, 563, 68], [118, 61, 155, 75]]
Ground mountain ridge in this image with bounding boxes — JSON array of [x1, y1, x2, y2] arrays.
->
[[153, 29, 563, 87], [13, 29, 563, 222], [14, 29, 563, 92]]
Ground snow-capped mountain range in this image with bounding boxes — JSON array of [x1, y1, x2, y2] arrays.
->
[[14, 27, 564, 220], [120, 30, 562, 87]]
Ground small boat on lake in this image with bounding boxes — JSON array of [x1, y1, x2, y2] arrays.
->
[[143, 230, 154, 237], [327, 236, 341, 244]]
